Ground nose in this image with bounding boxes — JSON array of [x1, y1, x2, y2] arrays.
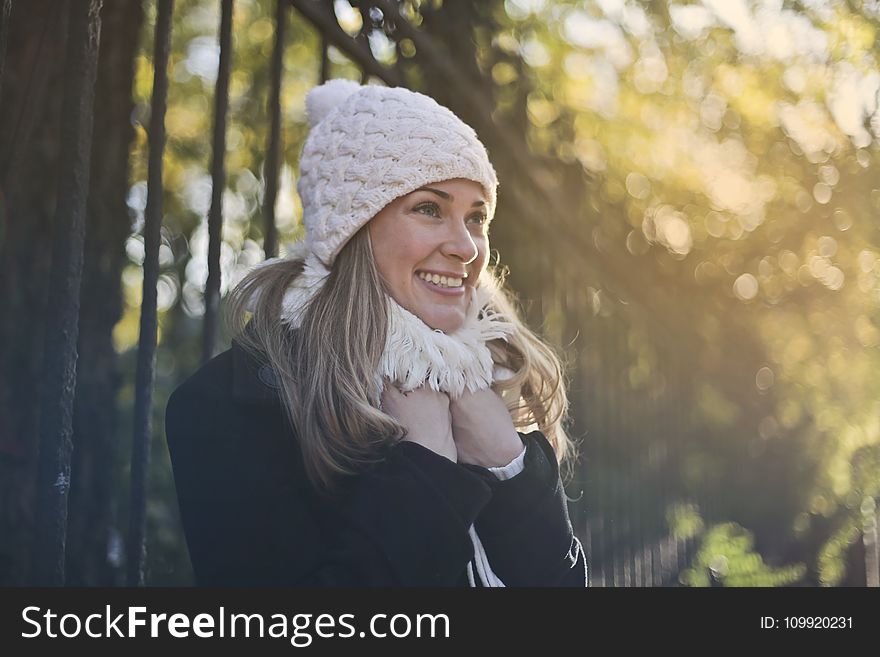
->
[[441, 217, 479, 264]]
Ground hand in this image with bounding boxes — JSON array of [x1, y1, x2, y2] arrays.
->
[[380, 381, 457, 462], [449, 387, 524, 468]]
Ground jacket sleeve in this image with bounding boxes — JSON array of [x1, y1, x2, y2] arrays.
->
[[460, 431, 589, 587], [165, 378, 493, 587], [320, 440, 495, 586]]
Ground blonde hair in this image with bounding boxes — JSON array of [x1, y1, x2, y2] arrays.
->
[[225, 226, 577, 493]]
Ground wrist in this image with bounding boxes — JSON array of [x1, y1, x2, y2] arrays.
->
[[456, 431, 524, 468], [488, 443, 527, 480]]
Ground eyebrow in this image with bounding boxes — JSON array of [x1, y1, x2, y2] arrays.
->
[[415, 186, 486, 208]]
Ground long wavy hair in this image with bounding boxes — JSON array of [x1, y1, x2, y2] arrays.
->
[[225, 225, 577, 493]]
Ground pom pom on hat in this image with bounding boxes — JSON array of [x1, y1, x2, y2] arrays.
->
[[305, 78, 362, 128]]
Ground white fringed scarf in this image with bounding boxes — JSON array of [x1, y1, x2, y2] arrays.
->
[[276, 241, 518, 405], [268, 241, 517, 587]]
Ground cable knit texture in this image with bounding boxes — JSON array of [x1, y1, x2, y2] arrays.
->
[[297, 79, 499, 267]]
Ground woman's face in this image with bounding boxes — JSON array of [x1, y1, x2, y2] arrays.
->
[[368, 178, 490, 333]]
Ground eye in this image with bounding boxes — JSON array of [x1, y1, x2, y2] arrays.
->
[[414, 202, 441, 217], [413, 202, 487, 226]]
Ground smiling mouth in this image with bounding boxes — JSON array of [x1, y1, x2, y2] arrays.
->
[[414, 272, 466, 296], [415, 271, 466, 288]]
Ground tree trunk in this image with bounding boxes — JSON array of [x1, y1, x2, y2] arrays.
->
[[0, 0, 142, 585], [67, 0, 144, 586], [0, 0, 69, 587]]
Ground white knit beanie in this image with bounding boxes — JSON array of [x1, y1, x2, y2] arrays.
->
[[296, 79, 499, 267]]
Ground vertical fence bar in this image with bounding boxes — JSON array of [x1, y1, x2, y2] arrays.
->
[[649, 345, 664, 586], [863, 496, 878, 587], [631, 324, 645, 586], [610, 320, 622, 588], [202, 0, 233, 363], [0, 0, 11, 105], [355, 2, 371, 83], [578, 311, 595, 586], [613, 322, 629, 586], [657, 336, 675, 585], [593, 313, 608, 587], [31, 0, 103, 586], [320, 33, 330, 83], [573, 305, 590, 586], [567, 289, 592, 587], [601, 314, 613, 587], [127, 0, 173, 588], [262, 0, 285, 260], [672, 345, 687, 582], [625, 326, 637, 586], [666, 337, 682, 585]]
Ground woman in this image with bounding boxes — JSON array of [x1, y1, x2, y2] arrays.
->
[[165, 79, 588, 587]]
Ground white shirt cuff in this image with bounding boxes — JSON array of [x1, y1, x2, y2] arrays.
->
[[487, 442, 527, 480]]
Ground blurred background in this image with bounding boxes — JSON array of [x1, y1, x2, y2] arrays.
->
[[1, 0, 878, 587]]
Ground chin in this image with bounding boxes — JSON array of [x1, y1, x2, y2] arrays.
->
[[419, 310, 465, 334]]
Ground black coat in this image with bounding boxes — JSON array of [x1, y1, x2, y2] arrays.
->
[[164, 338, 588, 587]]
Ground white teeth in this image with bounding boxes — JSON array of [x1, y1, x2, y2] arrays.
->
[[418, 272, 463, 288]]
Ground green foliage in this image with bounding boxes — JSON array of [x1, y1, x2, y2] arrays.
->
[[667, 502, 704, 541], [681, 522, 806, 587]]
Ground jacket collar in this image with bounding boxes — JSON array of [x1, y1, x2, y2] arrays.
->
[[231, 338, 283, 406]]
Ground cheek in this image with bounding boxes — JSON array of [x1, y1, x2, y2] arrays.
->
[[394, 229, 436, 267], [475, 238, 489, 268], [376, 235, 425, 288], [371, 221, 413, 274]]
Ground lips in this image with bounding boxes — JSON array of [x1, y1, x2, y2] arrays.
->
[[416, 269, 468, 279], [416, 270, 466, 287], [414, 273, 466, 297]]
